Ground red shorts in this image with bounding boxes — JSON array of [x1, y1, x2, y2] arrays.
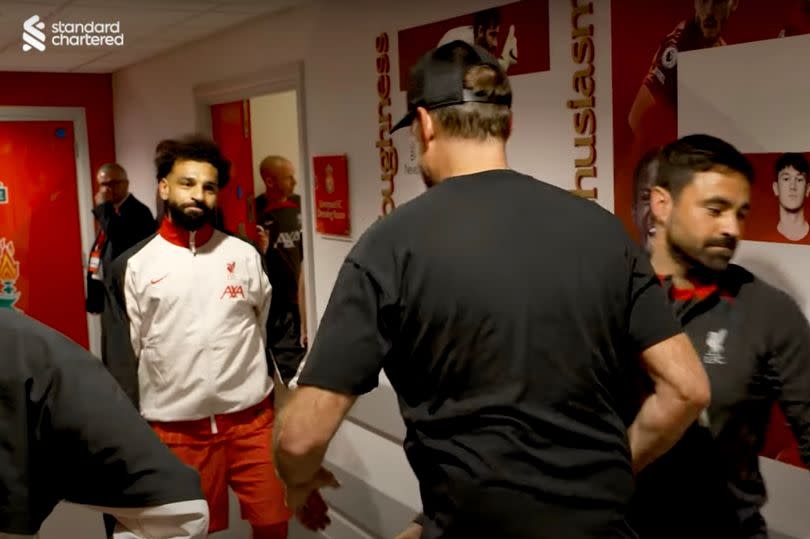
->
[[150, 397, 292, 533]]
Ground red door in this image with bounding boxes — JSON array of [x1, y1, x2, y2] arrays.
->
[[0, 120, 89, 348], [210, 100, 257, 243]]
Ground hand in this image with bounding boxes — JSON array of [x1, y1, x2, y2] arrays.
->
[[295, 490, 331, 531], [500, 24, 518, 70], [94, 189, 111, 206], [284, 467, 340, 512], [256, 225, 270, 254], [299, 331, 308, 348], [393, 522, 423, 539]]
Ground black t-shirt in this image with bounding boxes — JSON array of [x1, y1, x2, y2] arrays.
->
[[0, 309, 202, 535], [297, 170, 681, 539], [256, 194, 306, 380], [256, 193, 303, 301]]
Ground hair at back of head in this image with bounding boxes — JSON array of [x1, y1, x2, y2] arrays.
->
[[633, 146, 662, 196], [430, 54, 512, 141]]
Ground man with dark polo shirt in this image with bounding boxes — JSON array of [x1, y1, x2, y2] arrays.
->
[[627, 134, 810, 538], [272, 40, 710, 539]]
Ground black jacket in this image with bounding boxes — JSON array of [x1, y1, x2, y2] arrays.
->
[[92, 195, 156, 265], [86, 195, 156, 314]]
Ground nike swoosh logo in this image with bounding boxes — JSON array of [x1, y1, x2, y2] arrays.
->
[[150, 275, 168, 285]]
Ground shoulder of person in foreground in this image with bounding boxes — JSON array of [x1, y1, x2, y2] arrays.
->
[[1, 309, 209, 537]]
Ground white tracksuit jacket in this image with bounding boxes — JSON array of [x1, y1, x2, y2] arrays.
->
[[124, 219, 274, 423]]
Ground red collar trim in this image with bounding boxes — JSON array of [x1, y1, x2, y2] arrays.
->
[[159, 217, 214, 249], [265, 199, 299, 211], [656, 274, 719, 301]]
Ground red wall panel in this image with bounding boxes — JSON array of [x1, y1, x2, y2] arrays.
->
[[0, 71, 116, 188]]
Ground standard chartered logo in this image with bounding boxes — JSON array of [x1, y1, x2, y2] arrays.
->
[[22, 14, 125, 52], [22, 15, 46, 52]]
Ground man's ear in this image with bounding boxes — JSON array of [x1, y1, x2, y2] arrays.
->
[[415, 107, 435, 148], [158, 178, 169, 201], [649, 185, 673, 224]]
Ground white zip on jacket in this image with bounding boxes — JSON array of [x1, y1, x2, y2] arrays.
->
[[124, 218, 274, 422]]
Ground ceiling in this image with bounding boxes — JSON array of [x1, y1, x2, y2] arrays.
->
[[0, 0, 306, 73]]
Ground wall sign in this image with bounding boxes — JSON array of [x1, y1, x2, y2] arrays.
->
[[313, 154, 350, 237]]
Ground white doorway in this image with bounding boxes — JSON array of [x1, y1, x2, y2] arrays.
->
[[194, 64, 315, 366]]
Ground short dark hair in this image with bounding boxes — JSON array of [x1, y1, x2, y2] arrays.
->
[[473, 8, 501, 32], [774, 152, 809, 178], [656, 134, 754, 198], [154, 134, 231, 188]]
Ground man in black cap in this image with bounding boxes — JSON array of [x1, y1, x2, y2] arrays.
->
[[272, 40, 710, 538]]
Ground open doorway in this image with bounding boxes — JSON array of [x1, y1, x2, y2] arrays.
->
[[247, 90, 310, 379], [206, 88, 310, 371], [194, 63, 313, 350], [194, 68, 313, 539]]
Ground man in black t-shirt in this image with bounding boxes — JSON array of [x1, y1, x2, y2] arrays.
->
[[272, 41, 710, 539], [256, 155, 307, 383], [0, 309, 207, 538]]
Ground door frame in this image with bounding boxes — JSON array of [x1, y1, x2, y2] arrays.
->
[[192, 62, 317, 351], [0, 106, 99, 356]]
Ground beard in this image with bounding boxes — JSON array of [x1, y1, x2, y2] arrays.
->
[[666, 224, 737, 275], [167, 199, 213, 231]]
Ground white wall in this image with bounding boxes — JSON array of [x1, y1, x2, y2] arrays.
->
[[679, 34, 810, 317], [111, 3, 317, 215], [249, 90, 302, 198]]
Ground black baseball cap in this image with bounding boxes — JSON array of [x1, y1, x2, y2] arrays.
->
[[390, 40, 512, 134]]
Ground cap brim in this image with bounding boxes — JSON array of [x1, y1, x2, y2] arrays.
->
[[390, 111, 414, 134]]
